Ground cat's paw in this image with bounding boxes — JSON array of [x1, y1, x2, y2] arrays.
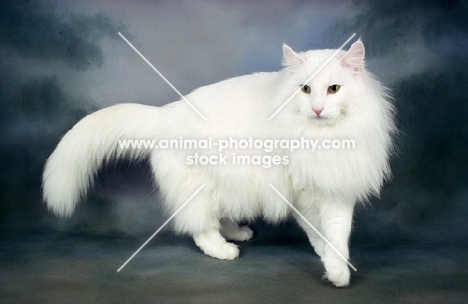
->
[[322, 264, 351, 287], [202, 243, 240, 260], [235, 226, 254, 241], [223, 226, 254, 242]]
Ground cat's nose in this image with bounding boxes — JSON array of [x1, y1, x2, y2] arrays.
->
[[313, 107, 323, 117]]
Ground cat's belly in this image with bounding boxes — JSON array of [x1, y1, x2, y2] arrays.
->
[[152, 149, 292, 222], [208, 163, 291, 222]]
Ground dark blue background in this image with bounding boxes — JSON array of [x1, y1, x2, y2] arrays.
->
[[1, 1, 467, 301]]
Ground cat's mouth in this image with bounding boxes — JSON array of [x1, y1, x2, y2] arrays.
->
[[299, 109, 335, 124], [310, 113, 329, 120], [308, 114, 337, 125]]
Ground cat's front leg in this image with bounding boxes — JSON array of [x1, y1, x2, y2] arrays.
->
[[293, 206, 326, 258], [316, 199, 355, 287]]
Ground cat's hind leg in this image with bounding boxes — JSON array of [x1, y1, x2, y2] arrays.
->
[[220, 219, 254, 242], [151, 153, 240, 260], [193, 230, 240, 260], [172, 200, 240, 260]]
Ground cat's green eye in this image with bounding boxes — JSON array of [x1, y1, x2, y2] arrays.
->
[[327, 85, 340, 94], [301, 84, 311, 94]]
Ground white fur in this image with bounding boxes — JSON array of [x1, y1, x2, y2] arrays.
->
[[42, 41, 396, 287]]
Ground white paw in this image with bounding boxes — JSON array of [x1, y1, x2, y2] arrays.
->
[[322, 264, 351, 287], [224, 226, 254, 242], [236, 226, 254, 241], [202, 243, 240, 260]]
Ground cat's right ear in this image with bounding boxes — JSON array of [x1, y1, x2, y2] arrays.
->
[[282, 44, 306, 67], [341, 40, 365, 72]]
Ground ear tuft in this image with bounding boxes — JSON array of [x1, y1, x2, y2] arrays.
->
[[340, 40, 365, 72], [282, 44, 306, 67]]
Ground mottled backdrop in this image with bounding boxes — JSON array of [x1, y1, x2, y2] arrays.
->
[[1, 0, 468, 302]]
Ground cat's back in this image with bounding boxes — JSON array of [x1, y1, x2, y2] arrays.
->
[[191, 72, 279, 108], [157, 71, 282, 137]]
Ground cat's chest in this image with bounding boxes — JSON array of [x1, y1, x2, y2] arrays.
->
[[287, 147, 356, 191]]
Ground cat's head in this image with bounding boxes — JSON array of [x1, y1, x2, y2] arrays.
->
[[282, 40, 365, 125]]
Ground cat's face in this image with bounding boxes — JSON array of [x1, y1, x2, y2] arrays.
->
[[283, 41, 365, 125]]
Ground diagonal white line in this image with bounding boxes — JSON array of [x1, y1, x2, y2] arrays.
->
[[117, 184, 206, 272], [118, 32, 207, 121], [268, 184, 357, 272], [268, 33, 357, 120]]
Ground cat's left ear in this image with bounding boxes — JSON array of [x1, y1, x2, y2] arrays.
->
[[282, 44, 306, 67], [341, 40, 365, 72]]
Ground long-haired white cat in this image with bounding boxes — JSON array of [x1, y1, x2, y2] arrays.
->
[[43, 40, 396, 287]]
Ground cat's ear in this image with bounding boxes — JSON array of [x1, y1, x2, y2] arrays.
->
[[341, 40, 365, 72], [282, 44, 306, 67]]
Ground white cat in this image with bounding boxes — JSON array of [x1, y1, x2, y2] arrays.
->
[[42, 40, 396, 287]]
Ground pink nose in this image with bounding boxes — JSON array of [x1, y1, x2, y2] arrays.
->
[[313, 107, 323, 116]]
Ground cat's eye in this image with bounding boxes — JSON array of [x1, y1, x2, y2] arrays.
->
[[301, 84, 311, 94], [327, 85, 340, 94]]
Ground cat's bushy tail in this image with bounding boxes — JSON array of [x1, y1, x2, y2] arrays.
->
[[42, 103, 161, 217]]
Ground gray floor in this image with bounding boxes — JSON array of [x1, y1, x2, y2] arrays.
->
[[2, 227, 468, 303]]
